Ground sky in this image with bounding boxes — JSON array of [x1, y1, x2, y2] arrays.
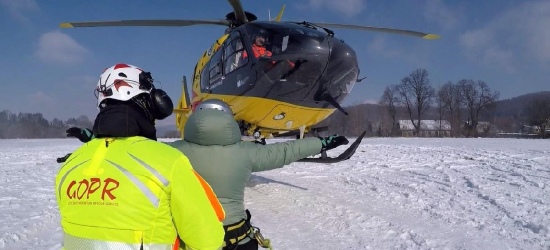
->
[[0, 137, 549, 249], [1, 0, 549, 126]]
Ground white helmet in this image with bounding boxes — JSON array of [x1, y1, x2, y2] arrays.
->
[[195, 99, 233, 115], [96, 63, 151, 108]]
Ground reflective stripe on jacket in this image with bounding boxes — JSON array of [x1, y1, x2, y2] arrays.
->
[[56, 136, 225, 250], [63, 234, 173, 249]]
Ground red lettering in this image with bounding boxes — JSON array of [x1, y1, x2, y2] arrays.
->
[[76, 179, 89, 199], [101, 178, 119, 200], [65, 178, 120, 201], [87, 178, 101, 199], [67, 180, 77, 199]]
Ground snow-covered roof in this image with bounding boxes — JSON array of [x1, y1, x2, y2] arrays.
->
[[398, 120, 451, 130]]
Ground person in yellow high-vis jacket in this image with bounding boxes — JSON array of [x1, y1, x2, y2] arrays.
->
[[55, 63, 225, 250]]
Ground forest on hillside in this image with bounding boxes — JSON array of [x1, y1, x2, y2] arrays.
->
[[3, 89, 548, 139], [320, 69, 550, 139], [320, 91, 550, 138], [0, 110, 93, 139]]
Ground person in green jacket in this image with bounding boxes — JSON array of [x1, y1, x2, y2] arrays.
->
[[170, 99, 348, 250], [66, 99, 348, 250]]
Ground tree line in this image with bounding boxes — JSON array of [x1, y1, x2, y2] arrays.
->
[[0, 110, 93, 139], [2, 68, 548, 139], [321, 68, 550, 139]]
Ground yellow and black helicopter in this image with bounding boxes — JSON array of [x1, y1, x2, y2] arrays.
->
[[60, 0, 438, 161]]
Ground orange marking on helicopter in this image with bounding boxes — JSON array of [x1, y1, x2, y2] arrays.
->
[[191, 100, 202, 112], [190, 90, 200, 109]]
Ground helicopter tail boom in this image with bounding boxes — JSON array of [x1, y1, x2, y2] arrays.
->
[[174, 76, 192, 135]]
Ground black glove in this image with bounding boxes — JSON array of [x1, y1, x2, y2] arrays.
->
[[66, 127, 94, 143], [57, 153, 72, 163], [319, 134, 349, 151]]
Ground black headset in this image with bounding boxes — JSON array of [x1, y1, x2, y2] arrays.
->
[[138, 71, 174, 120]]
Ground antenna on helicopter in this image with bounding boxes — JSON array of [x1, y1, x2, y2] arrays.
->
[[268, 5, 286, 22]]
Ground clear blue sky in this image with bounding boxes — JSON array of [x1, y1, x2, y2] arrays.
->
[[1, 0, 548, 126]]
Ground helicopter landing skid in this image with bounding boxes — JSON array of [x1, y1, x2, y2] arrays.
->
[[297, 131, 366, 163]]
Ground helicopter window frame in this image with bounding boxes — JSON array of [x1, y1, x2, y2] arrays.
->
[[223, 31, 248, 75], [200, 61, 210, 90], [208, 46, 223, 84]]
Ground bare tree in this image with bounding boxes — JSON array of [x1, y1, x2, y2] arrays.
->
[[162, 130, 181, 138], [321, 110, 348, 136], [397, 69, 435, 136], [346, 104, 364, 137], [379, 85, 399, 136], [437, 81, 463, 136], [524, 97, 550, 138], [457, 79, 500, 137], [435, 84, 445, 136]]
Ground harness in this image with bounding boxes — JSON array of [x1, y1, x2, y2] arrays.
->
[[223, 210, 273, 250], [223, 210, 254, 247]]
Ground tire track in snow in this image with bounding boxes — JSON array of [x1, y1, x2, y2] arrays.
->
[[0, 140, 71, 249], [0, 161, 62, 249], [246, 140, 550, 249]]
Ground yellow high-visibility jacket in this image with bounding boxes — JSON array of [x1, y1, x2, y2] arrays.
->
[[55, 136, 225, 250]]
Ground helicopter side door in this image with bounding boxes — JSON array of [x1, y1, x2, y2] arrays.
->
[[222, 31, 256, 95], [203, 30, 255, 96]]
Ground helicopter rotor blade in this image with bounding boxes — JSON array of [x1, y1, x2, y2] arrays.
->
[[227, 0, 248, 23], [60, 19, 230, 28], [310, 22, 440, 39]]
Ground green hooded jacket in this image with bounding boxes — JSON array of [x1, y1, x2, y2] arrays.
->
[[168, 109, 322, 231]]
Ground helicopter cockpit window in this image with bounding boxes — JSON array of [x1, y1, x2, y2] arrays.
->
[[223, 32, 247, 74], [245, 24, 328, 57]]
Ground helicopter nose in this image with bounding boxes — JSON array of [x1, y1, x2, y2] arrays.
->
[[252, 34, 357, 110], [314, 39, 359, 103]]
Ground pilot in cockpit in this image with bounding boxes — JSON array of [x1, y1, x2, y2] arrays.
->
[[243, 32, 272, 59], [243, 30, 297, 78]]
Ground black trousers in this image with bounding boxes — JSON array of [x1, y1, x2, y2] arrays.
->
[[223, 239, 258, 250]]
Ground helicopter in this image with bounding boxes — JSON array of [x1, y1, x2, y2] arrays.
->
[[60, 0, 439, 143]]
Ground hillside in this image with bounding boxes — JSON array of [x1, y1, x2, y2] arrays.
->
[[318, 91, 550, 135], [493, 91, 550, 118]]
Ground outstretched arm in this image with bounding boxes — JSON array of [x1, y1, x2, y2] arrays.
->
[[57, 127, 95, 163], [247, 135, 347, 172], [66, 127, 94, 142]]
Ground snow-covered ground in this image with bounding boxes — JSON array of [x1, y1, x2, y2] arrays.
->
[[0, 138, 549, 249]]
